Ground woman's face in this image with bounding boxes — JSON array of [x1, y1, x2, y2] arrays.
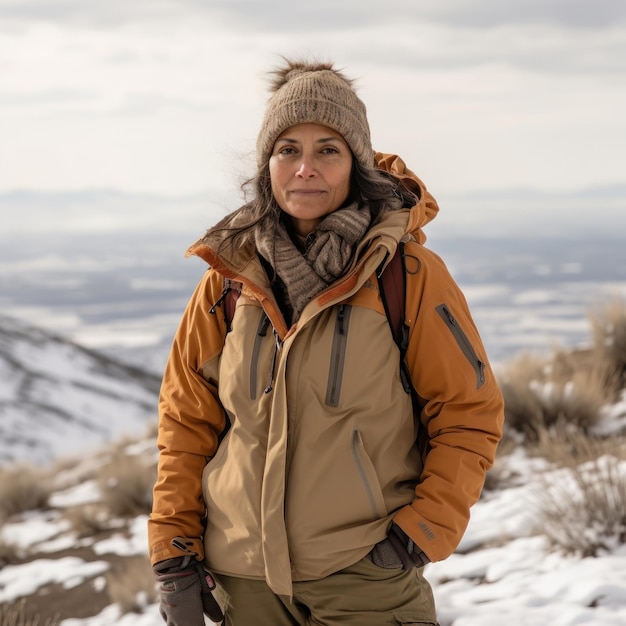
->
[[269, 123, 353, 237]]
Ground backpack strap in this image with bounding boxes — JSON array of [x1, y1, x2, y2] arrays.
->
[[378, 242, 412, 394], [378, 242, 430, 459]]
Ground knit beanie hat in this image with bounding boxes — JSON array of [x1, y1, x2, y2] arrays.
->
[[256, 59, 374, 169]]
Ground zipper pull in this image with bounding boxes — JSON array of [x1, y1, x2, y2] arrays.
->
[[171, 537, 199, 558], [337, 304, 345, 335], [209, 286, 231, 315], [443, 305, 456, 325]]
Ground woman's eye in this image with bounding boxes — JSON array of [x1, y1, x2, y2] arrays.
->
[[322, 147, 339, 154], [278, 147, 296, 155]]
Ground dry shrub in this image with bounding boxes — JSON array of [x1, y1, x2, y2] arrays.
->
[[98, 450, 155, 518], [499, 349, 610, 442], [64, 504, 111, 538], [51, 454, 99, 489], [589, 298, 626, 392], [107, 555, 157, 614], [0, 464, 51, 522], [499, 299, 626, 444], [0, 599, 59, 626], [533, 422, 624, 466], [498, 352, 545, 434], [536, 451, 626, 557], [532, 425, 626, 556]]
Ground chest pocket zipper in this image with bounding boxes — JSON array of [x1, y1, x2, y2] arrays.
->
[[249, 314, 271, 400], [436, 304, 486, 389], [326, 304, 352, 407], [264, 329, 282, 394]]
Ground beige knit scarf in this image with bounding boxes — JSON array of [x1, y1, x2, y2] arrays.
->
[[255, 202, 371, 325]]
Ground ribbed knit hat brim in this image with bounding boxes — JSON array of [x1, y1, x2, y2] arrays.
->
[[256, 60, 374, 169]]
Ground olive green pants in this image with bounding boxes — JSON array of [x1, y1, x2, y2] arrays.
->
[[215, 557, 438, 626]]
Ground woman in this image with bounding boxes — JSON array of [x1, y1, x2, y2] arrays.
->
[[148, 59, 504, 626]]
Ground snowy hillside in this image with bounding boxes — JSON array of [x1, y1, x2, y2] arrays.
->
[[0, 402, 625, 625], [0, 314, 161, 465]]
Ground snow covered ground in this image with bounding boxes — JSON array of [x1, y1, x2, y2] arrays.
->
[[2, 430, 625, 625]]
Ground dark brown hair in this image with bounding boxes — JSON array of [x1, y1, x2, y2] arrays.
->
[[207, 158, 418, 254]]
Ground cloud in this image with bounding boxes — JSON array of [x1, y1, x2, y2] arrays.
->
[[2, 0, 626, 31], [397, 0, 626, 29], [0, 88, 96, 106], [2, 1, 624, 79], [345, 22, 626, 76], [0, 1, 624, 196], [10, 2, 624, 80]]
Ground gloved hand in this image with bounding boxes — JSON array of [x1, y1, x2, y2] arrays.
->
[[368, 523, 430, 570], [154, 555, 224, 625]]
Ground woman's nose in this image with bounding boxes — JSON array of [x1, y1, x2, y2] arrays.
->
[[295, 157, 316, 178]]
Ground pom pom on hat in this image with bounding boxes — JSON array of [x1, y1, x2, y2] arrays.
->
[[256, 58, 374, 169]]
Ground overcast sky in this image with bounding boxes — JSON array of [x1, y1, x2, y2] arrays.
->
[[1, 0, 625, 200]]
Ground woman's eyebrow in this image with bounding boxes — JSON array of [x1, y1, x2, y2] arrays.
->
[[315, 136, 343, 143], [275, 136, 343, 144]]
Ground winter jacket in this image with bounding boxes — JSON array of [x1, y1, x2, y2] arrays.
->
[[148, 152, 504, 597]]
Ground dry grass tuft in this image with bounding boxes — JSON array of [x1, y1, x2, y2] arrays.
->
[[64, 504, 111, 538], [106, 555, 157, 615], [536, 451, 626, 557], [0, 465, 52, 523], [0, 599, 60, 626], [531, 425, 626, 556], [589, 298, 626, 392], [97, 450, 155, 518], [533, 422, 624, 467], [499, 299, 626, 444], [499, 348, 611, 442]]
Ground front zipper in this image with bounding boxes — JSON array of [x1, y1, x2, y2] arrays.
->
[[264, 329, 282, 394], [435, 304, 486, 389], [326, 304, 352, 407], [249, 313, 271, 400]]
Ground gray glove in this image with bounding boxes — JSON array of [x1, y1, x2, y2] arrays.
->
[[154, 555, 224, 625], [368, 523, 430, 570]]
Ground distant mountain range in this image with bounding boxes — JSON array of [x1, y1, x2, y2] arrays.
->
[[430, 183, 626, 239], [0, 314, 161, 465], [1, 183, 625, 239]]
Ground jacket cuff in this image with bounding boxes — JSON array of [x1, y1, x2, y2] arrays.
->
[[392, 506, 438, 562], [389, 523, 430, 568], [149, 536, 205, 566]]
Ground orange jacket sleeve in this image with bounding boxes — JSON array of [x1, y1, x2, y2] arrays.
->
[[148, 269, 229, 565]]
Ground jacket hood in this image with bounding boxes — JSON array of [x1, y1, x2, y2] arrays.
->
[[373, 151, 439, 245]]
